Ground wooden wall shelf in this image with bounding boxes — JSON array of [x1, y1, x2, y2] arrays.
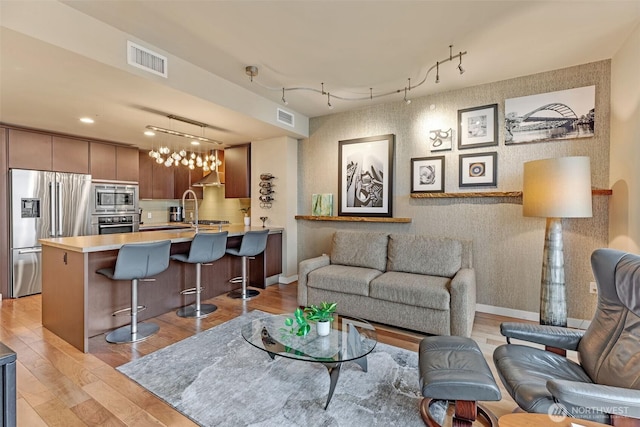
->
[[410, 189, 612, 199], [295, 215, 411, 223]]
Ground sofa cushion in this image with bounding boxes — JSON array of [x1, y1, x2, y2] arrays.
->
[[330, 231, 389, 271], [308, 265, 382, 297], [387, 234, 462, 278], [370, 271, 451, 310]]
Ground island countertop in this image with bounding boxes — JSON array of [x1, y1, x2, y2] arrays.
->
[[39, 225, 283, 253]]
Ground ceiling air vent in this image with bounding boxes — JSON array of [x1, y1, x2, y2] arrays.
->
[[127, 41, 168, 78], [277, 108, 294, 127]]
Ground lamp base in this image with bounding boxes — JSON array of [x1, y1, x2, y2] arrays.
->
[[540, 217, 567, 327]]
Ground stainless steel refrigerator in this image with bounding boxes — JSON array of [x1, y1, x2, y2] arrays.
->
[[9, 169, 92, 297]]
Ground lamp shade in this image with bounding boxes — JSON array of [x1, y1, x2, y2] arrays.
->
[[523, 156, 592, 218]]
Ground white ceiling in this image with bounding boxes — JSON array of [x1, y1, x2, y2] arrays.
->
[[1, 0, 639, 152]]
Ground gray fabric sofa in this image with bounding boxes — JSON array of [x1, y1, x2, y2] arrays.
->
[[298, 230, 476, 337]]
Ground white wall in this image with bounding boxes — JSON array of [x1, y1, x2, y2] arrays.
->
[[610, 23, 640, 253], [251, 136, 299, 282]]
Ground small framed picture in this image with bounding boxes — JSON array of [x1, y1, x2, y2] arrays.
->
[[458, 104, 498, 149], [411, 156, 444, 193], [459, 152, 497, 187], [429, 128, 453, 152]]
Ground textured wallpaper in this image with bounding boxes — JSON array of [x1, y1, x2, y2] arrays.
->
[[298, 60, 610, 321]]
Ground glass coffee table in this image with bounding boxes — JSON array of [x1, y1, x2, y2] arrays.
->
[[241, 312, 377, 409]]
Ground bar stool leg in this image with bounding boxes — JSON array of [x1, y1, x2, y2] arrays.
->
[[106, 278, 159, 344], [228, 256, 260, 300], [177, 263, 218, 318]]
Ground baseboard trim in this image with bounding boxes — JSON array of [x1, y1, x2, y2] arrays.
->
[[476, 304, 591, 330], [278, 274, 298, 284]]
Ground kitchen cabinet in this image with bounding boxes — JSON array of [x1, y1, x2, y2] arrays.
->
[[91, 142, 139, 182], [174, 166, 203, 199], [224, 144, 250, 198], [8, 129, 52, 170], [151, 157, 175, 199], [52, 136, 89, 174], [138, 151, 154, 199]]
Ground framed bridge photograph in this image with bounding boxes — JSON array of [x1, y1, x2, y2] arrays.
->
[[505, 85, 595, 145]]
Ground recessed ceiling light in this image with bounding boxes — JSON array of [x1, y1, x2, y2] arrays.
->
[[80, 117, 94, 124], [144, 131, 155, 136], [190, 141, 200, 146]]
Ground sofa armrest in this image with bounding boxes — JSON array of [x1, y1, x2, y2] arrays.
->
[[547, 379, 640, 419], [449, 267, 476, 337], [297, 254, 330, 306], [500, 322, 584, 351]]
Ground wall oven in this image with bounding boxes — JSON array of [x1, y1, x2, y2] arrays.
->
[[90, 214, 139, 235], [91, 183, 138, 214]]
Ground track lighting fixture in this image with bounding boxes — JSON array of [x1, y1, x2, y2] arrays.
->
[[244, 45, 467, 107]]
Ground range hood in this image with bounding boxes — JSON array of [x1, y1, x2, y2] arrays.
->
[[192, 171, 223, 187]]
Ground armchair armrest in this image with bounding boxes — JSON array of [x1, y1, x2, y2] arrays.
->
[[500, 322, 584, 351], [547, 379, 640, 419], [297, 254, 330, 307]]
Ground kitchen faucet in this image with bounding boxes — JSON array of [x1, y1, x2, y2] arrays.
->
[[181, 189, 199, 233]]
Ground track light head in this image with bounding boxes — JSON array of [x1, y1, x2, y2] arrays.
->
[[245, 65, 258, 82], [458, 53, 465, 74], [327, 92, 333, 109], [281, 88, 288, 105], [403, 88, 411, 104], [435, 61, 440, 84]]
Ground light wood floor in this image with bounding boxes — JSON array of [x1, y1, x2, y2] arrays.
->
[[1, 283, 526, 426]]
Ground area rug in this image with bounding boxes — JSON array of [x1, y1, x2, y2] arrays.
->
[[117, 310, 424, 426]]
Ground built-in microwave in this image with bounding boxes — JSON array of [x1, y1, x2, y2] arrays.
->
[[91, 183, 138, 214]]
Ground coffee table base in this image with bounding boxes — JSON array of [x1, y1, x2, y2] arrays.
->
[[264, 351, 368, 410]]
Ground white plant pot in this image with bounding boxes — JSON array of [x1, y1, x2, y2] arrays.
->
[[243, 216, 251, 226], [317, 320, 331, 336]]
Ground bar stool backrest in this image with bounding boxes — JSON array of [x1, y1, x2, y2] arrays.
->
[[187, 232, 228, 263], [111, 240, 171, 280], [236, 229, 269, 257]]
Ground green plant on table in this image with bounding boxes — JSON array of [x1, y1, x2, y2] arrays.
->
[[282, 307, 310, 336], [304, 302, 337, 323]]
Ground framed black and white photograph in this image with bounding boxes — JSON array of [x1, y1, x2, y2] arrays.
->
[[458, 104, 498, 149], [411, 156, 444, 193], [459, 152, 497, 187], [338, 134, 394, 217], [429, 128, 453, 152], [505, 85, 595, 145]]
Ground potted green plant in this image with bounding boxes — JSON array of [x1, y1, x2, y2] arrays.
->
[[283, 307, 310, 336], [304, 302, 337, 336]]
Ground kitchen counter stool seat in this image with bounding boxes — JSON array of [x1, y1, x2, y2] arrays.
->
[[226, 229, 269, 300], [171, 231, 228, 318], [97, 240, 171, 344]]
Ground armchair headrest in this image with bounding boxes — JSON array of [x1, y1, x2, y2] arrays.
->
[[614, 252, 640, 317]]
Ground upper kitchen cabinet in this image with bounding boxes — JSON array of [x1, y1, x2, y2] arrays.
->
[[174, 166, 203, 199], [138, 149, 174, 199], [8, 129, 53, 170], [8, 129, 90, 173], [52, 136, 89, 174], [90, 142, 139, 182], [224, 144, 250, 198]]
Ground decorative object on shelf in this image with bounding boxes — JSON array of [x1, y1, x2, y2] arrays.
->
[[459, 152, 497, 188], [259, 173, 275, 209], [282, 308, 310, 337], [429, 128, 453, 152], [505, 85, 595, 145], [304, 302, 337, 337], [312, 194, 333, 216], [244, 45, 467, 108], [338, 134, 394, 217], [411, 156, 445, 193], [259, 216, 268, 227], [523, 156, 592, 327], [457, 104, 498, 149], [240, 207, 250, 226]]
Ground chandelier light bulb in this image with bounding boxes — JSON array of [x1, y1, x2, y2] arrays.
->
[[181, 158, 189, 166], [179, 149, 187, 157], [189, 164, 195, 170], [156, 157, 164, 164]]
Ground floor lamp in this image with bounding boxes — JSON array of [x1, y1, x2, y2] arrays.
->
[[523, 156, 592, 327]]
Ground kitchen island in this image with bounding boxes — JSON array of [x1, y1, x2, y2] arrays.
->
[[39, 225, 283, 352]]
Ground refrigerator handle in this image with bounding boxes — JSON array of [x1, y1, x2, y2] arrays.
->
[[57, 182, 63, 236], [49, 182, 56, 237]]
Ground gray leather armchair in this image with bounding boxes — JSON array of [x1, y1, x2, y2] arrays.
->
[[493, 248, 640, 426]]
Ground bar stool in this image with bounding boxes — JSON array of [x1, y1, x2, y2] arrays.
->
[[226, 229, 269, 299], [97, 240, 171, 344], [171, 231, 228, 318]]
